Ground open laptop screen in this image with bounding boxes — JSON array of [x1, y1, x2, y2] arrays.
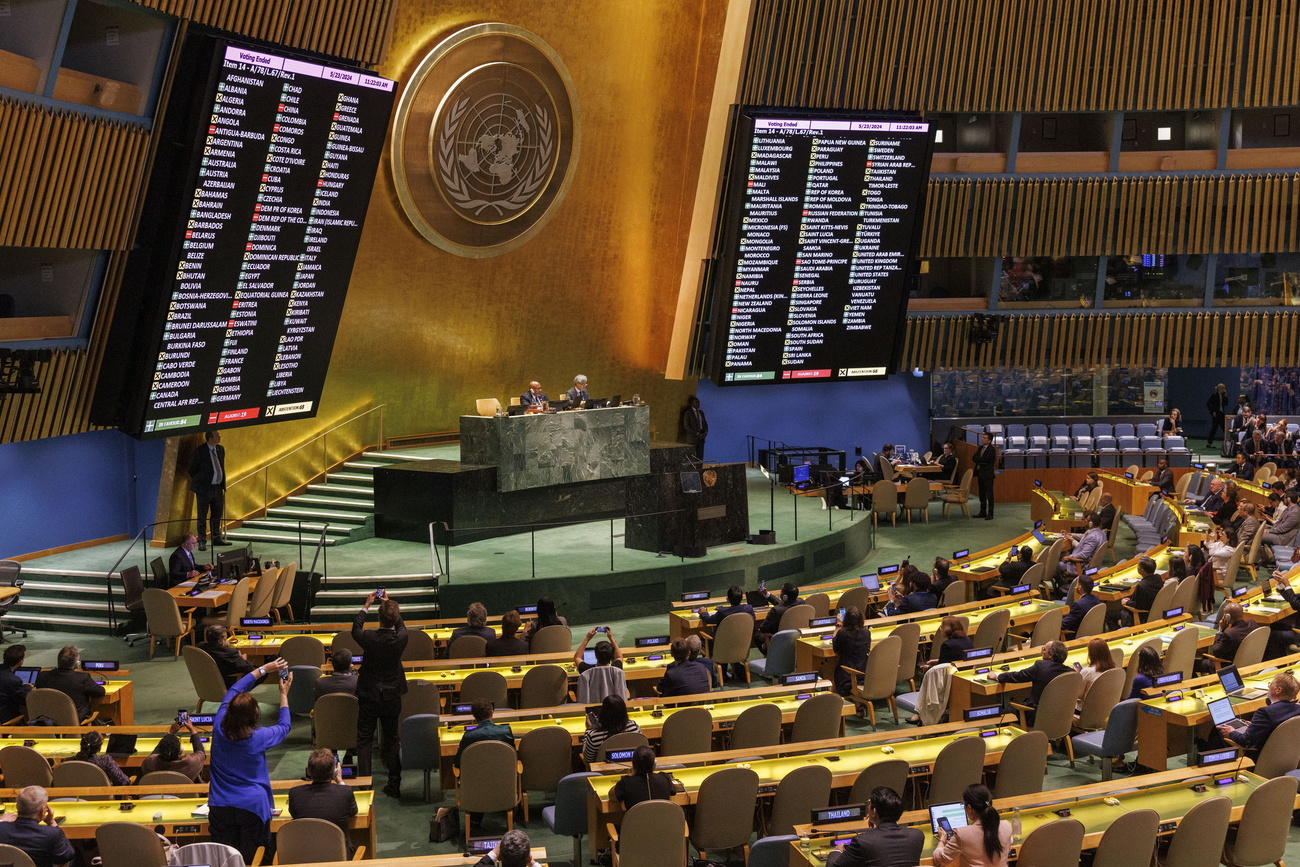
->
[[1218, 666, 1244, 695], [1207, 697, 1238, 727]]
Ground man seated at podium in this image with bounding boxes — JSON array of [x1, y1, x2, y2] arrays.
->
[[169, 533, 214, 586], [566, 374, 590, 406], [520, 381, 548, 409]]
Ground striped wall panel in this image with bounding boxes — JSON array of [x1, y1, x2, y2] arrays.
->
[[0, 350, 109, 444], [900, 311, 1300, 371], [919, 174, 1300, 258], [741, 0, 1300, 112], [0, 99, 149, 250]]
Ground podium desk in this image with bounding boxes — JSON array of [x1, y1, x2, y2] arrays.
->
[[949, 530, 1052, 601], [1099, 471, 1161, 513], [1090, 544, 1175, 604], [1031, 487, 1087, 532]]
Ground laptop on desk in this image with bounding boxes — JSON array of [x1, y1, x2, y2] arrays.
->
[[14, 667, 38, 686], [1218, 665, 1267, 700], [1207, 696, 1249, 733]]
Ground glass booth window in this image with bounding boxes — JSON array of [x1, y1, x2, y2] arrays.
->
[[931, 366, 1168, 418], [1213, 253, 1300, 307], [999, 256, 1097, 308], [1103, 254, 1206, 307]]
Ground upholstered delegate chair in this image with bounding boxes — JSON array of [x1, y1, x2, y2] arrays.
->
[[544, 772, 600, 866], [26, 688, 95, 726], [729, 702, 781, 749], [1220, 775, 1297, 867], [96, 822, 168, 867], [1156, 796, 1231, 867], [460, 670, 509, 707], [274, 817, 364, 863], [182, 645, 229, 712], [399, 714, 441, 803], [843, 634, 900, 727], [447, 634, 487, 659], [142, 588, 194, 659], [846, 759, 908, 808], [200, 576, 250, 629], [518, 725, 572, 822], [710, 612, 755, 685], [689, 766, 759, 863], [530, 625, 572, 653], [1071, 699, 1140, 781], [1011, 670, 1082, 765], [401, 628, 439, 662], [0, 745, 52, 788], [1015, 818, 1085, 867], [991, 730, 1049, 799], [926, 736, 985, 805], [455, 740, 521, 847], [51, 759, 110, 787], [1090, 809, 1159, 867], [519, 664, 569, 708], [765, 764, 832, 836], [270, 562, 298, 623], [0, 845, 35, 867], [606, 799, 688, 867], [313, 693, 359, 752], [277, 635, 326, 668], [659, 706, 712, 756]]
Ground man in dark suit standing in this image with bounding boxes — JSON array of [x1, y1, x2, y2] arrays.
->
[[168, 533, 213, 586], [827, 787, 924, 867], [1206, 382, 1230, 448], [681, 396, 708, 460], [187, 430, 227, 551], [352, 592, 407, 799], [972, 432, 997, 520], [288, 748, 358, 852]]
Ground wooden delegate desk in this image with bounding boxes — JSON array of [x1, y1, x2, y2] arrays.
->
[[168, 574, 262, 609], [794, 594, 1064, 678], [40, 789, 374, 855], [1168, 498, 1216, 547], [1089, 545, 1175, 605], [790, 765, 1276, 866], [947, 615, 1215, 716], [669, 583, 891, 641], [1030, 487, 1087, 533], [1136, 651, 1300, 771], [0, 725, 207, 771], [1098, 471, 1160, 514], [585, 722, 1026, 851], [949, 530, 1052, 601], [436, 683, 846, 791]]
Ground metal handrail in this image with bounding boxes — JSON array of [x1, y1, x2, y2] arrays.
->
[[104, 518, 195, 632], [304, 522, 330, 616]]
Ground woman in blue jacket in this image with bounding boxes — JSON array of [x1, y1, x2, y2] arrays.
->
[[210, 656, 292, 862]]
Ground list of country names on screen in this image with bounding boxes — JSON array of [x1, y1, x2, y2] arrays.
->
[[720, 117, 930, 383], [144, 45, 393, 435]]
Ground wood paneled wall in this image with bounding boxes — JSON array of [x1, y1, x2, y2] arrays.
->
[[741, 0, 1300, 112], [920, 174, 1300, 258], [0, 99, 150, 250], [901, 311, 1300, 370], [132, 0, 396, 66], [0, 350, 107, 443]]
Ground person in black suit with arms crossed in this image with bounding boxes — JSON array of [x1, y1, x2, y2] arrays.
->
[[352, 591, 407, 798], [187, 430, 227, 551], [681, 396, 708, 460], [972, 432, 997, 520], [169, 533, 213, 587]]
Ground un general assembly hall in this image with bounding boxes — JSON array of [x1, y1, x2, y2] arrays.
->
[[3, 1, 1300, 866]]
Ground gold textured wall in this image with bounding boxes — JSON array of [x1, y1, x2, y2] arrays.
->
[[213, 1, 728, 485]]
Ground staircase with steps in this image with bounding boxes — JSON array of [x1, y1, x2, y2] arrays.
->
[[309, 572, 439, 620], [226, 450, 436, 548]]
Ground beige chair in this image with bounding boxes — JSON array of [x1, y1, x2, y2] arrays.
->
[[1171, 575, 1200, 618], [313, 693, 359, 751], [454, 741, 520, 847], [992, 562, 1043, 597], [1121, 638, 1163, 698], [940, 469, 973, 518], [0, 745, 52, 788], [1038, 538, 1065, 596], [142, 588, 194, 659], [789, 692, 845, 742], [900, 476, 931, 522], [836, 586, 875, 615], [275, 816, 363, 863], [887, 622, 921, 692], [1012, 670, 1083, 766], [971, 607, 1010, 653], [606, 799, 688, 867], [777, 603, 814, 633], [245, 566, 279, 619], [1161, 625, 1198, 680], [1074, 667, 1125, 733], [0, 845, 35, 867], [803, 592, 831, 618], [595, 731, 649, 763], [137, 770, 195, 786], [96, 822, 167, 867], [1091, 807, 1158, 867], [26, 688, 94, 726], [519, 664, 569, 709], [398, 680, 440, 725], [1073, 601, 1108, 639], [1156, 795, 1231, 867], [711, 612, 755, 685], [1253, 715, 1300, 778], [51, 759, 110, 787], [843, 633, 901, 727], [447, 635, 488, 659], [847, 759, 909, 806], [271, 562, 298, 623], [460, 670, 509, 707], [200, 576, 250, 629], [1025, 606, 1064, 647], [401, 628, 439, 662], [729, 702, 782, 750], [278, 635, 326, 668], [689, 766, 759, 863], [941, 580, 965, 608], [871, 480, 898, 526], [530, 625, 572, 654], [475, 398, 502, 417], [1219, 542, 1248, 593], [1014, 817, 1085, 867], [1232, 626, 1270, 670], [660, 706, 712, 756], [765, 763, 832, 835], [1221, 775, 1297, 867], [926, 735, 985, 805], [182, 645, 230, 711], [330, 630, 363, 656], [517, 726, 573, 823], [991, 730, 1048, 799]]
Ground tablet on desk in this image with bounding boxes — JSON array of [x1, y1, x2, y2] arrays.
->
[[928, 802, 969, 835]]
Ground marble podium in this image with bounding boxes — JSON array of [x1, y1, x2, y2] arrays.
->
[[459, 405, 650, 492]]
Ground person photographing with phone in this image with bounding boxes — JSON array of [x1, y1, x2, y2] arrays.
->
[[209, 656, 291, 863], [573, 626, 626, 704], [140, 712, 205, 781], [352, 591, 407, 799]]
